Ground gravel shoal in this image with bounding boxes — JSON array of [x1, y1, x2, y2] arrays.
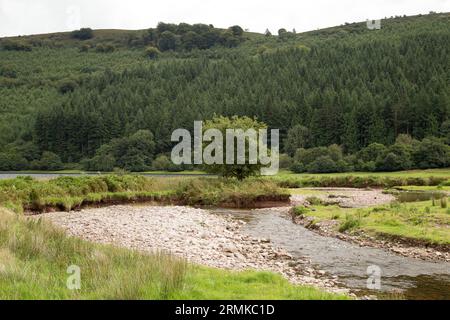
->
[[39, 205, 349, 294]]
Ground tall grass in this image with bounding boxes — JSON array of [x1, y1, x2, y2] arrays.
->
[[0, 208, 347, 300], [175, 178, 290, 207], [272, 175, 448, 189], [0, 208, 188, 299], [0, 175, 289, 212]]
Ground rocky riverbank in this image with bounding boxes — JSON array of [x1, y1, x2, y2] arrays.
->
[[39, 205, 350, 296], [291, 188, 396, 208]]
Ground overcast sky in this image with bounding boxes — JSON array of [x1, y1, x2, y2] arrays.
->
[[0, 0, 449, 37]]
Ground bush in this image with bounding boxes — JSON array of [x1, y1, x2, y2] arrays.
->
[[1, 40, 32, 51], [32, 152, 64, 171], [0, 64, 17, 78], [358, 143, 387, 163], [293, 206, 309, 216], [413, 138, 450, 169], [57, 79, 78, 94], [279, 154, 293, 169], [95, 44, 115, 53], [307, 156, 337, 173], [0, 153, 29, 170], [71, 28, 94, 40], [339, 214, 361, 232], [144, 46, 161, 59], [151, 154, 183, 172], [290, 162, 305, 173]]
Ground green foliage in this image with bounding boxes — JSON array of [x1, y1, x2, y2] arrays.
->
[[31, 151, 64, 171], [83, 130, 156, 172], [305, 196, 325, 206], [293, 206, 309, 216], [202, 116, 268, 180], [284, 125, 310, 156], [142, 22, 245, 52], [1, 40, 32, 51], [339, 214, 362, 232], [71, 28, 94, 40], [144, 46, 161, 59], [152, 154, 183, 172], [95, 43, 115, 53], [0, 175, 288, 212], [0, 14, 449, 171], [279, 154, 294, 169]]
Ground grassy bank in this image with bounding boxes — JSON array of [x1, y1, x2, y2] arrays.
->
[[0, 175, 289, 213], [0, 208, 346, 300], [293, 199, 450, 246], [270, 169, 450, 189]]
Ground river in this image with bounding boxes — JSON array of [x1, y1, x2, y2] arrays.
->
[[213, 208, 450, 300]]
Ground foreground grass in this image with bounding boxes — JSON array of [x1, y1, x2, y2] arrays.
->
[[0, 208, 346, 300], [0, 175, 289, 212], [294, 200, 450, 245]]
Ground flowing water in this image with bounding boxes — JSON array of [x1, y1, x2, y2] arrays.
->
[[212, 208, 450, 300]]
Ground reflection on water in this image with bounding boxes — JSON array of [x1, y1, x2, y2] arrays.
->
[[212, 208, 450, 300]]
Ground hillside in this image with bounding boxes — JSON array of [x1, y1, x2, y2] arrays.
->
[[0, 12, 449, 172]]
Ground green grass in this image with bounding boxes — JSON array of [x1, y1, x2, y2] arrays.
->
[[0, 208, 347, 300], [174, 267, 346, 300], [270, 169, 450, 188], [391, 185, 450, 192], [277, 168, 450, 178], [295, 200, 450, 245], [0, 175, 289, 212]]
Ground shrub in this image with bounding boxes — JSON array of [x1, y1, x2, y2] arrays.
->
[[358, 143, 387, 163], [57, 79, 78, 94], [339, 214, 361, 232], [290, 162, 305, 173], [33, 152, 64, 171], [95, 43, 115, 53], [1, 40, 32, 51], [307, 156, 337, 173], [144, 46, 161, 59], [413, 137, 450, 169], [152, 154, 182, 171], [0, 64, 17, 78], [305, 196, 324, 206], [71, 28, 94, 40], [279, 154, 293, 169], [293, 206, 309, 216]]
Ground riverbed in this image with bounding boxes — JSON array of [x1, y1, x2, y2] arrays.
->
[[39, 204, 450, 299], [213, 208, 450, 299]]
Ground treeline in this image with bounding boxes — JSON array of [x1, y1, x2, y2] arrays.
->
[[139, 23, 246, 51], [282, 135, 450, 173], [33, 30, 449, 160], [0, 14, 449, 172], [0, 22, 246, 54]]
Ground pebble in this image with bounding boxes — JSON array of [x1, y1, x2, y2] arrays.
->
[[39, 205, 347, 295]]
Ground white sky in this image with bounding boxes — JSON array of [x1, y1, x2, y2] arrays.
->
[[0, 0, 449, 37]]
